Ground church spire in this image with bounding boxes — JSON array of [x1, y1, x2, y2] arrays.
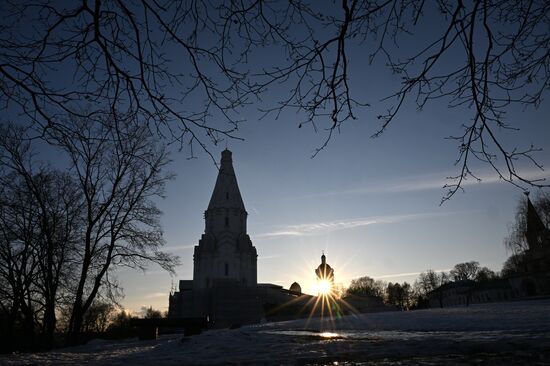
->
[[525, 191, 548, 251], [194, 149, 257, 289], [207, 149, 245, 211]]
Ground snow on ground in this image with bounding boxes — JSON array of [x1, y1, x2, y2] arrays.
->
[[2, 299, 550, 365]]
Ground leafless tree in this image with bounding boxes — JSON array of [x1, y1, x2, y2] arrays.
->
[[42, 114, 178, 345], [449, 261, 484, 306], [0, 114, 177, 349], [386, 281, 412, 310], [0, 170, 41, 349], [418, 269, 450, 307], [141, 305, 163, 319], [0, 127, 80, 349], [345, 275, 386, 298], [1, 1, 548, 200], [450, 261, 480, 281], [81, 301, 116, 334], [474, 266, 496, 282]]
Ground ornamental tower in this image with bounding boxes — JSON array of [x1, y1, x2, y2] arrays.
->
[[192, 150, 257, 289]]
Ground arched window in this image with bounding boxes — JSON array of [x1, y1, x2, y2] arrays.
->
[[225, 217, 229, 227], [225, 263, 229, 276]]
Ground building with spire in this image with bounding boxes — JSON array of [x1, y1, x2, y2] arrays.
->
[[523, 192, 550, 275], [315, 252, 335, 283], [168, 150, 312, 326], [193, 149, 257, 289]]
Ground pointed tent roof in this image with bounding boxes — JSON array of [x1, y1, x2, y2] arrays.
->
[[525, 192, 548, 250], [207, 149, 246, 211]]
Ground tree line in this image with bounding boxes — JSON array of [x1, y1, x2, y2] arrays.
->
[[344, 260, 507, 310], [0, 117, 177, 352]]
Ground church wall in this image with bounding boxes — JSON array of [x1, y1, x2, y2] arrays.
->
[[193, 249, 256, 289], [205, 208, 247, 235]]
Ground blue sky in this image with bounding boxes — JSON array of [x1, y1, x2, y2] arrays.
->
[[114, 8, 550, 310]]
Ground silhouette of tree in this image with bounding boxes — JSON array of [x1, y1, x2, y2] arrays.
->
[[81, 301, 116, 334], [142, 306, 163, 319], [0, 116, 178, 348], [1, 1, 548, 198], [0, 128, 81, 349], [501, 252, 529, 277], [474, 266, 496, 282], [43, 114, 178, 346], [450, 261, 481, 281], [346, 276, 385, 298], [418, 269, 450, 308], [107, 309, 132, 334], [0, 169, 42, 349], [386, 282, 412, 310]]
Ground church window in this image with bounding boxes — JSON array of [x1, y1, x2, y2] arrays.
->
[[225, 217, 229, 227], [225, 263, 229, 276]]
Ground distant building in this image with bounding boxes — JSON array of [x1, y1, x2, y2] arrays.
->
[[340, 293, 388, 313], [315, 252, 335, 296], [289, 282, 302, 294], [315, 252, 334, 282], [427, 279, 516, 308]]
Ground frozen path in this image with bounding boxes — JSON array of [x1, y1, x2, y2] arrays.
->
[[2, 299, 550, 365]]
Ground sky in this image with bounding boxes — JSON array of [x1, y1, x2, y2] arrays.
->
[[111, 4, 550, 313], [111, 3, 550, 313], [117, 83, 550, 313], [2, 2, 549, 314]]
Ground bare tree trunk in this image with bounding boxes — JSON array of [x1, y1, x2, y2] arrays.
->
[[66, 248, 91, 346]]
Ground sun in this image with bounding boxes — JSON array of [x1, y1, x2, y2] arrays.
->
[[317, 279, 332, 296]]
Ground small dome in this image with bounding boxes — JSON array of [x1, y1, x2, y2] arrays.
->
[[315, 252, 334, 282], [289, 282, 302, 294]]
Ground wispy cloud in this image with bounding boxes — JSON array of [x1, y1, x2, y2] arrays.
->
[[374, 268, 452, 279], [296, 168, 548, 199], [339, 268, 452, 282], [382, 168, 548, 193], [143, 292, 167, 299], [255, 212, 454, 239]]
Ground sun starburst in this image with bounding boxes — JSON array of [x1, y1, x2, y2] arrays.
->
[[317, 279, 332, 296]]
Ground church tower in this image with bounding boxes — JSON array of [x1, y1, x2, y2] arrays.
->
[[193, 149, 257, 289]]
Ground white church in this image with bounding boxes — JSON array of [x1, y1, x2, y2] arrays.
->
[[168, 150, 312, 325], [192, 149, 257, 289]]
